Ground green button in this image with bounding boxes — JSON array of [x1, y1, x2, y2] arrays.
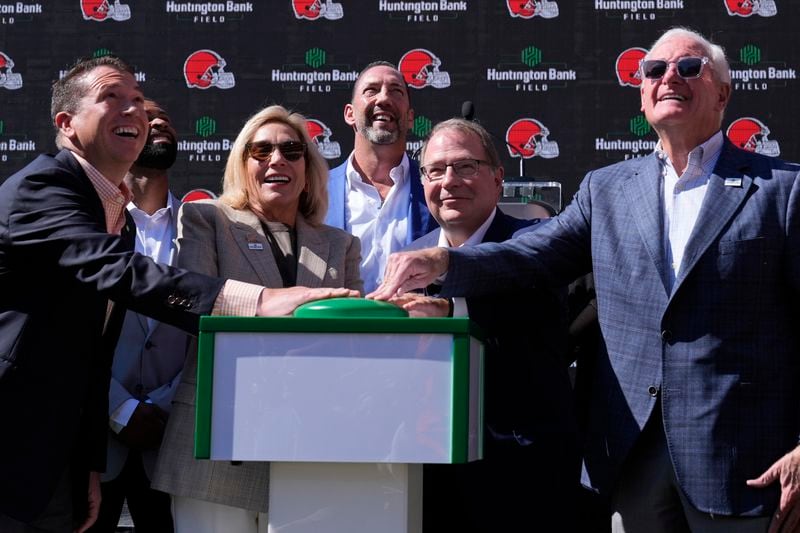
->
[[293, 297, 409, 318]]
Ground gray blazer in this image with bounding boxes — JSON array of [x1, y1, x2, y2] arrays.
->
[[151, 199, 363, 512], [442, 140, 800, 516]]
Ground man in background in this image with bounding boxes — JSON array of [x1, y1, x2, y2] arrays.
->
[[325, 61, 437, 292]]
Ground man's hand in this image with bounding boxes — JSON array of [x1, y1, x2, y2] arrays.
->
[[367, 247, 450, 301], [257, 286, 360, 317], [75, 471, 101, 533], [389, 293, 450, 317], [747, 445, 800, 532], [116, 403, 168, 450]]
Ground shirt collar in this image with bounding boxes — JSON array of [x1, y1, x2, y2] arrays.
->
[[345, 152, 410, 189], [437, 208, 497, 248], [71, 151, 133, 204], [654, 130, 724, 176]]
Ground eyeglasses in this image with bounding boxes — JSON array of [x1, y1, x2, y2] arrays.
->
[[245, 140, 307, 162], [420, 159, 491, 182], [639, 56, 709, 80]]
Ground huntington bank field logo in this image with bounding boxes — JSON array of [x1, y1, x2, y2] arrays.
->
[[724, 0, 776, 17], [0, 51, 23, 90], [729, 43, 796, 92], [377, 0, 467, 23], [271, 48, 358, 93], [506, 0, 559, 18], [0, 118, 37, 163], [486, 45, 577, 93], [305, 119, 341, 159], [595, 114, 657, 160], [399, 49, 451, 89], [178, 115, 234, 162], [80, 0, 130, 21], [164, 1, 255, 24], [616, 47, 647, 88], [727, 117, 780, 157], [184, 50, 236, 89], [594, 0, 685, 21], [505, 119, 559, 159], [0, 2, 44, 24], [292, 0, 343, 20]]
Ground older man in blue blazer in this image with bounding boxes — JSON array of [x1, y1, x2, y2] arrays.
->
[[325, 61, 436, 293], [371, 28, 800, 532]]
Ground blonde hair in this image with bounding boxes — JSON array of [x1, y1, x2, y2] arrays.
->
[[218, 105, 329, 226]]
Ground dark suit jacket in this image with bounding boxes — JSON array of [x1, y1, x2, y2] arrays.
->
[[324, 156, 437, 243], [408, 209, 580, 529], [0, 150, 225, 522], [443, 140, 800, 516]]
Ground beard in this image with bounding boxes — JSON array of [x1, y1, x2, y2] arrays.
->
[[357, 109, 407, 145], [135, 141, 177, 170]]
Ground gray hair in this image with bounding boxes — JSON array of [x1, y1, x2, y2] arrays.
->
[[420, 118, 502, 170], [646, 27, 731, 85]]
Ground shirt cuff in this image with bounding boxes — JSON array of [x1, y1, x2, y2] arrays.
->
[[109, 398, 140, 434], [212, 279, 263, 317], [452, 297, 469, 318]]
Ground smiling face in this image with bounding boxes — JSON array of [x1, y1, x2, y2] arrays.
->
[[134, 100, 178, 170], [344, 65, 413, 146], [640, 35, 730, 143], [55, 65, 147, 182], [422, 127, 503, 245], [246, 121, 307, 225]]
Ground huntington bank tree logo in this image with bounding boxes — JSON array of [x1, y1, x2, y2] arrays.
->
[[739, 44, 761, 65], [411, 116, 433, 138], [521, 46, 542, 67], [305, 48, 326, 68], [727, 117, 780, 157], [506, 0, 559, 19], [629, 115, 651, 137], [184, 50, 235, 90], [80, 0, 130, 21], [398, 49, 451, 90], [724, 0, 777, 17], [292, 0, 343, 20], [305, 119, 341, 159], [506, 118, 559, 159], [195, 116, 217, 138]]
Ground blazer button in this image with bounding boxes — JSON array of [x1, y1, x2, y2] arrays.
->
[[144, 340, 153, 350], [648, 385, 659, 398], [661, 330, 673, 342], [167, 295, 178, 305]]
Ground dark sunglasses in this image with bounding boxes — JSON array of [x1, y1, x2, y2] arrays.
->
[[639, 56, 709, 80], [245, 140, 307, 162]]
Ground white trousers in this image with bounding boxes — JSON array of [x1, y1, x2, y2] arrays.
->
[[172, 495, 268, 533]]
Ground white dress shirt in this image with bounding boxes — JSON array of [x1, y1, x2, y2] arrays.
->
[[109, 192, 178, 432], [345, 153, 412, 293], [658, 131, 723, 292], [437, 209, 497, 317]]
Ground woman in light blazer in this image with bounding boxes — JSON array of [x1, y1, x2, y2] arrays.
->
[[151, 105, 363, 532]]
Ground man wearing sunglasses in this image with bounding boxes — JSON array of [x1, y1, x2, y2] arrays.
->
[[325, 61, 437, 293], [370, 27, 800, 532]]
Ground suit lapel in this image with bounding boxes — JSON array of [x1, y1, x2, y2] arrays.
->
[[482, 209, 515, 244], [671, 142, 753, 294], [228, 209, 284, 288], [622, 155, 671, 293], [295, 216, 328, 288]]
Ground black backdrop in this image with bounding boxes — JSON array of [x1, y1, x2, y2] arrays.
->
[[1, 1, 797, 203]]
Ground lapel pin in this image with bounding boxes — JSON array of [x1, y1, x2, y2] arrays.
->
[[724, 177, 742, 187], [248, 242, 264, 251]]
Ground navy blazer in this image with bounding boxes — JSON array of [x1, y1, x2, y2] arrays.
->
[[324, 156, 437, 244], [0, 150, 225, 522], [442, 140, 800, 516], [407, 209, 578, 447]]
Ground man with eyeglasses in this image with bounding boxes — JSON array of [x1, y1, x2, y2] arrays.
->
[[325, 61, 437, 293], [391, 118, 580, 531], [370, 27, 800, 532]]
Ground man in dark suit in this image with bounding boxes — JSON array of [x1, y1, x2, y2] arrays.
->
[[325, 61, 436, 293], [371, 28, 800, 532], [393, 118, 580, 531], [0, 56, 355, 533]]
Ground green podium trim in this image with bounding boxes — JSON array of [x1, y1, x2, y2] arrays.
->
[[195, 316, 483, 463]]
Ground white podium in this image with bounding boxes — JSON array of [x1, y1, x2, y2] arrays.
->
[[194, 302, 484, 533]]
